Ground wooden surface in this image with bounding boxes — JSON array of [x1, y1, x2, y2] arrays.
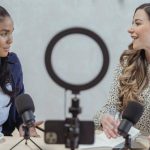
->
[[0, 128, 68, 150], [0, 128, 149, 150], [0, 136, 149, 150], [0, 136, 68, 150]]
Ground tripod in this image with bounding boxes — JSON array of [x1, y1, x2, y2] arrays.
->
[[10, 125, 43, 150], [65, 96, 81, 150]]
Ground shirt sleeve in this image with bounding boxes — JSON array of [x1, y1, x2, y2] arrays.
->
[[12, 53, 24, 129], [2, 52, 24, 135], [93, 64, 122, 130]]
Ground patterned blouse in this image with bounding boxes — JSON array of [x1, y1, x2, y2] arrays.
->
[[93, 63, 150, 134]]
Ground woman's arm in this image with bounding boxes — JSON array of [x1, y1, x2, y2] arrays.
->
[[93, 64, 122, 134]]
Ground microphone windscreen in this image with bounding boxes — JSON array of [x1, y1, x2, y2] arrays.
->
[[15, 93, 35, 115], [122, 101, 143, 124]]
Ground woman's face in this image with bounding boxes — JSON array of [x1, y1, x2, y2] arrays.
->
[[128, 9, 150, 51], [0, 16, 13, 57]]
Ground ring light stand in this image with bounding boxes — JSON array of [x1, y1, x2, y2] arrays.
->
[[45, 27, 109, 150]]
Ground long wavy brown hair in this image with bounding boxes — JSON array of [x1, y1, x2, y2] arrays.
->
[[118, 3, 150, 111]]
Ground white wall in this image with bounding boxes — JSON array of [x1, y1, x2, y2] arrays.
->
[[0, 0, 149, 121]]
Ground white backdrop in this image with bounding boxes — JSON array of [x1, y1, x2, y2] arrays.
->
[[0, 0, 149, 121]]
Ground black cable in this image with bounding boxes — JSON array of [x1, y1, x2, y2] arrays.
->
[[36, 126, 45, 132]]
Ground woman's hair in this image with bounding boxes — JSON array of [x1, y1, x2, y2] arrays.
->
[[118, 3, 150, 111], [0, 6, 10, 22], [0, 6, 15, 97], [135, 3, 150, 19]]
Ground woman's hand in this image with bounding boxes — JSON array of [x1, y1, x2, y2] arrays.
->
[[101, 114, 120, 139], [148, 135, 150, 141], [19, 121, 44, 137]]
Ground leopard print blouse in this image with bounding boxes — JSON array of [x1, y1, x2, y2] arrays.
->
[[93, 63, 150, 134]]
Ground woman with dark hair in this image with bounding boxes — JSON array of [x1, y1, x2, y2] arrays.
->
[[94, 3, 150, 139], [0, 6, 41, 136]]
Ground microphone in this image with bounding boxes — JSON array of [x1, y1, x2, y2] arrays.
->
[[118, 101, 144, 137], [15, 93, 35, 127], [12, 93, 44, 149], [15, 93, 45, 132]]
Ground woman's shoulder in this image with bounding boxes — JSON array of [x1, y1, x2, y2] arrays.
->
[[113, 63, 123, 75], [8, 52, 20, 63]]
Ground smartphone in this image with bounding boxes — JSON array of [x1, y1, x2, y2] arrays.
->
[[44, 119, 94, 145]]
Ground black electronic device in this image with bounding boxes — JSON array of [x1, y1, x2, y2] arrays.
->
[[44, 120, 94, 145], [44, 96, 94, 150]]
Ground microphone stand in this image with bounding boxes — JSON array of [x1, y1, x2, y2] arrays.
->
[[124, 134, 131, 149], [113, 134, 132, 150], [10, 125, 43, 150]]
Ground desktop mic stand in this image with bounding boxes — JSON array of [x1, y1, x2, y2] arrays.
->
[[124, 134, 131, 149], [10, 125, 43, 150], [64, 95, 81, 150], [113, 134, 132, 150]]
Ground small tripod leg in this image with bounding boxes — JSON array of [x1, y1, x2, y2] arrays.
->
[[29, 138, 43, 150], [10, 126, 43, 150], [10, 138, 43, 150], [10, 138, 25, 150]]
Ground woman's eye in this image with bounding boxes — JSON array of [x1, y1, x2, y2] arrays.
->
[[0, 32, 8, 37], [135, 22, 141, 26]]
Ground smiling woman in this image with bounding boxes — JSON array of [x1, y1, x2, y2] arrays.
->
[[128, 7, 150, 62], [93, 3, 150, 140]]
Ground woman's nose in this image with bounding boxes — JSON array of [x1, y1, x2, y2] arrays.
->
[[7, 34, 13, 44], [128, 27, 134, 34]]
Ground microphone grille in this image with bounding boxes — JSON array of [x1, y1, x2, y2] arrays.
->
[[15, 93, 35, 115], [122, 101, 144, 124]]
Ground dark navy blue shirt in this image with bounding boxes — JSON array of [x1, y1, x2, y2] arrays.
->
[[2, 52, 24, 136]]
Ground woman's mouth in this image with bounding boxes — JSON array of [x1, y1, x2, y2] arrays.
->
[[3, 47, 10, 52]]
